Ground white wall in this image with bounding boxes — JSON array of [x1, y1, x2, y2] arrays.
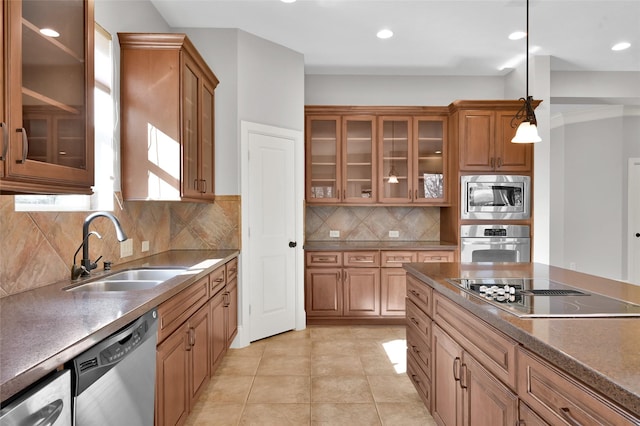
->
[[549, 107, 640, 280], [305, 75, 505, 105]]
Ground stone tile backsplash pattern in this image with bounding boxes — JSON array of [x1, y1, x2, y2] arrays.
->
[[306, 206, 440, 241], [0, 195, 240, 297]]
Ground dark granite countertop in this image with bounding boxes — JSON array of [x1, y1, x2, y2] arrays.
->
[[403, 262, 640, 416], [0, 249, 239, 402], [303, 240, 457, 251]]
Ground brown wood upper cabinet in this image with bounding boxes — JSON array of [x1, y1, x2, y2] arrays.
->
[[305, 107, 448, 206], [306, 115, 377, 203], [1, 0, 95, 194], [452, 100, 539, 173], [379, 116, 448, 204], [119, 33, 219, 202]]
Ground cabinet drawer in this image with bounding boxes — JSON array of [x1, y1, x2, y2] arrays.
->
[[406, 274, 432, 316], [157, 276, 209, 343], [519, 401, 550, 426], [407, 349, 432, 411], [343, 251, 380, 267], [417, 250, 454, 263], [517, 348, 639, 425], [209, 266, 225, 295], [433, 293, 517, 390], [225, 257, 238, 281], [381, 250, 417, 267], [406, 325, 431, 378], [406, 299, 431, 344], [306, 251, 343, 267]]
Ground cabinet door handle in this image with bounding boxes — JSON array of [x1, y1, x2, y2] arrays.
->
[[194, 179, 199, 191], [415, 189, 418, 200], [409, 289, 420, 297], [0, 122, 7, 161], [490, 157, 495, 169], [460, 363, 468, 389], [336, 189, 340, 199], [411, 345, 420, 355], [410, 374, 420, 384], [215, 276, 224, 283], [410, 317, 419, 326], [497, 157, 503, 168], [559, 407, 582, 426], [189, 328, 196, 347], [186, 329, 193, 351], [16, 128, 28, 164], [453, 357, 461, 382], [201, 179, 207, 193]]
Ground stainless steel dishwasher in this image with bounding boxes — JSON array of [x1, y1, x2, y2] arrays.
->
[[72, 308, 158, 426], [0, 370, 72, 425]]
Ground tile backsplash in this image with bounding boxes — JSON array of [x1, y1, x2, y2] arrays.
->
[[0, 195, 240, 297], [305, 206, 440, 241]]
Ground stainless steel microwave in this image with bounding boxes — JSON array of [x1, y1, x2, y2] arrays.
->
[[461, 175, 530, 220]]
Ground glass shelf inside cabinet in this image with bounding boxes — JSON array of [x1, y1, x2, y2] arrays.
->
[[344, 120, 374, 200], [416, 120, 444, 200]]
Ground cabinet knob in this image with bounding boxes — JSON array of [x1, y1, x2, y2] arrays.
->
[[289, 241, 297, 248], [635, 233, 640, 238]]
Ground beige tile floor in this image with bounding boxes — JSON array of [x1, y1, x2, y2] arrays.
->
[[185, 325, 437, 425]]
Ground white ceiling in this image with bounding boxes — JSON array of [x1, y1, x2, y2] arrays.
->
[[149, 0, 640, 76]]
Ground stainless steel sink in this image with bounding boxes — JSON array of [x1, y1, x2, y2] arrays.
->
[[65, 268, 187, 292]]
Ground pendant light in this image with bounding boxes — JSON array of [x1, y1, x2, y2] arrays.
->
[[511, 0, 541, 143], [388, 121, 399, 184]]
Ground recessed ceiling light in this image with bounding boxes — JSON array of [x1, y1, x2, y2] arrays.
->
[[612, 42, 631, 51], [377, 29, 393, 39], [508, 31, 527, 40], [40, 28, 60, 38], [281, 0, 296, 3]]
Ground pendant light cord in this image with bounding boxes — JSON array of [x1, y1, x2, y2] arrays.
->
[[526, 0, 530, 98]]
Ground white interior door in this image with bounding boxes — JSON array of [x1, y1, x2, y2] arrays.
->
[[629, 158, 640, 285], [244, 123, 301, 342]]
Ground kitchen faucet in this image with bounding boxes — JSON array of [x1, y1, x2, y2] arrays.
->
[[72, 212, 128, 279]]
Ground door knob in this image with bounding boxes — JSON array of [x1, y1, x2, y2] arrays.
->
[[289, 241, 297, 248], [636, 233, 640, 238]]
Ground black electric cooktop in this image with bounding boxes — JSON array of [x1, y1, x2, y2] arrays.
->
[[447, 278, 640, 318]]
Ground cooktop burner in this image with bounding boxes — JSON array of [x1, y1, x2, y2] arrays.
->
[[447, 278, 640, 318]]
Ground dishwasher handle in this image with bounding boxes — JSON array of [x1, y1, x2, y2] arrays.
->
[[72, 308, 158, 396]]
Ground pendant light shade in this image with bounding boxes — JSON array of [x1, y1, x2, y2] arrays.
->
[[512, 121, 541, 143], [511, 0, 541, 144]]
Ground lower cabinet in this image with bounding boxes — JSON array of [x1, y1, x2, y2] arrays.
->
[[156, 256, 239, 426], [305, 248, 454, 322], [156, 322, 190, 426], [156, 303, 210, 426]]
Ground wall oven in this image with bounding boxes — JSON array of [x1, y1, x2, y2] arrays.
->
[[461, 175, 530, 220], [460, 224, 530, 263]]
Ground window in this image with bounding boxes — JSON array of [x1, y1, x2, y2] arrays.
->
[[16, 24, 115, 211]]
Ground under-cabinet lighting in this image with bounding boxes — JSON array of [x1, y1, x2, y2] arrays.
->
[[508, 31, 527, 40], [281, 0, 296, 3], [40, 28, 60, 38]]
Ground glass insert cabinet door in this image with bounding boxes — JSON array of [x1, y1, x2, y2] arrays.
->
[[342, 116, 375, 203], [6, 0, 94, 188], [306, 116, 340, 202], [379, 117, 411, 203], [414, 117, 447, 203], [15, 0, 88, 169]]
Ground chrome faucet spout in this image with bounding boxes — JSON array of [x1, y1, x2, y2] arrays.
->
[[81, 212, 128, 272]]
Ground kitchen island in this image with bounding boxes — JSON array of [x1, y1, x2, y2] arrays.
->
[[404, 262, 640, 423]]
